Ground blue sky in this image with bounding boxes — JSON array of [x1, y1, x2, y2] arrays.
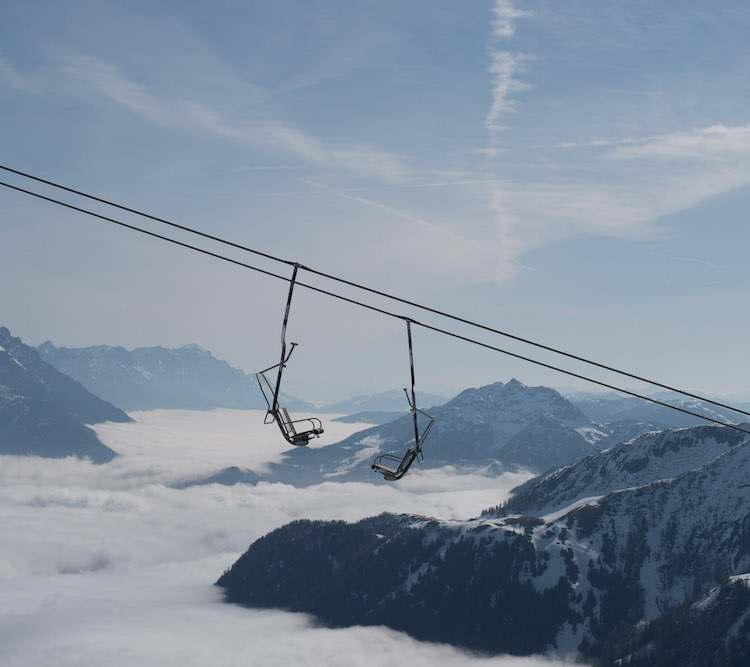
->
[[2, 0, 750, 401]]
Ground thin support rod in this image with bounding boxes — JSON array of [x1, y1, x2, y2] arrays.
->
[[406, 320, 421, 453], [272, 263, 299, 413]]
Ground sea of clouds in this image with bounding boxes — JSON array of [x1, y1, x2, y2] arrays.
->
[[0, 409, 573, 666]]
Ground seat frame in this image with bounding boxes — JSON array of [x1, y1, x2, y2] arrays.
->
[[255, 263, 323, 447], [371, 320, 435, 481]]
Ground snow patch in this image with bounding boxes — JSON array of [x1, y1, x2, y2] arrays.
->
[[541, 495, 604, 523]]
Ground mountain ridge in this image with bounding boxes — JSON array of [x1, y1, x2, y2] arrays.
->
[[0, 326, 130, 461], [37, 340, 316, 412]]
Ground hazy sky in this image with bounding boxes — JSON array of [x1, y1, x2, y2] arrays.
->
[[2, 1, 750, 401]]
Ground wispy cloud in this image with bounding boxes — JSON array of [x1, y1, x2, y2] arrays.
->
[[652, 252, 721, 270], [554, 123, 750, 158], [304, 179, 443, 233], [489, 180, 658, 259], [491, 0, 531, 38], [60, 53, 411, 182], [612, 123, 750, 160], [485, 51, 530, 133], [303, 179, 519, 285], [486, 119, 750, 261], [484, 2, 531, 138], [0, 57, 38, 94]]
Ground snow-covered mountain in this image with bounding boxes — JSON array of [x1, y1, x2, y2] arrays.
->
[[217, 423, 750, 662], [0, 326, 130, 461], [303, 380, 655, 479], [492, 423, 748, 517], [37, 341, 312, 412]]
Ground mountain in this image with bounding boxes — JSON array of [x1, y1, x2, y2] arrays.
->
[[295, 380, 646, 479], [323, 389, 447, 414], [37, 341, 312, 412], [601, 575, 750, 666], [571, 391, 748, 428], [187, 380, 661, 488], [331, 411, 407, 424], [325, 380, 601, 473], [217, 423, 750, 663], [491, 423, 747, 517], [0, 326, 130, 461]]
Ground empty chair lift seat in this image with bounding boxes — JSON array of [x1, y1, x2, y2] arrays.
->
[[277, 407, 324, 446], [372, 448, 418, 481]]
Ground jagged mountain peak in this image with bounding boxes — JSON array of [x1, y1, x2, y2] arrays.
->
[[447, 378, 564, 405], [437, 378, 590, 438]]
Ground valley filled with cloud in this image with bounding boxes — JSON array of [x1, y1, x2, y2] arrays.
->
[[0, 410, 565, 666]]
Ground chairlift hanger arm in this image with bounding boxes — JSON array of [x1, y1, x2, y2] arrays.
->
[[258, 342, 298, 376], [405, 320, 421, 454], [255, 262, 324, 446], [372, 319, 435, 480], [271, 264, 300, 414]]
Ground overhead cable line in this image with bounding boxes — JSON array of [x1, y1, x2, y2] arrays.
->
[[2, 178, 750, 437], [0, 164, 294, 267], [0, 163, 743, 418]]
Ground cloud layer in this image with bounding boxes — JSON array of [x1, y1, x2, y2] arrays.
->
[[0, 409, 572, 666]]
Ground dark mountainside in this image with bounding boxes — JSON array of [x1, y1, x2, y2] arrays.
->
[[0, 326, 130, 461], [599, 576, 750, 666], [37, 340, 313, 412], [217, 423, 750, 664]]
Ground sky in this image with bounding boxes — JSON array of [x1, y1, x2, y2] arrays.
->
[[2, 1, 750, 401], [0, 409, 570, 666]]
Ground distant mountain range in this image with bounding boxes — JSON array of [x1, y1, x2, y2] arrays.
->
[[331, 410, 407, 424], [570, 390, 750, 428], [217, 422, 750, 663], [324, 389, 447, 414], [0, 327, 131, 461], [36, 341, 314, 412]]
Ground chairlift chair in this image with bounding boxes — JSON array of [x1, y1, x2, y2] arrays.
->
[[256, 264, 323, 446], [372, 320, 435, 481]]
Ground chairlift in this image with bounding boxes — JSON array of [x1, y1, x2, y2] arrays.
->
[[256, 264, 324, 446], [372, 319, 435, 481]]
